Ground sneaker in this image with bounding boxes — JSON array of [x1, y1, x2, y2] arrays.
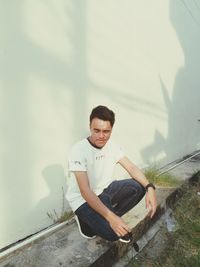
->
[[75, 215, 96, 239], [119, 232, 140, 252], [119, 232, 132, 243]]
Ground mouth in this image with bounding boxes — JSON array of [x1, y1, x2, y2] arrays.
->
[[96, 140, 106, 146]]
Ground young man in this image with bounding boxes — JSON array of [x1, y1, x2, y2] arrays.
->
[[66, 106, 157, 243]]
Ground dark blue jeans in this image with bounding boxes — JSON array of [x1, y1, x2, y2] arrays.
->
[[75, 179, 145, 241]]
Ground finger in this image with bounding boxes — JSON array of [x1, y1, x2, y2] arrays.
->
[[122, 224, 130, 232], [116, 231, 121, 237], [119, 227, 128, 236], [151, 206, 157, 218], [148, 209, 152, 217], [119, 219, 130, 232], [147, 205, 152, 217], [150, 210, 154, 218], [114, 226, 124, 237], [116, 227, 125, 236], [146, 202, 151, 212], [149, 205, 156, 218]]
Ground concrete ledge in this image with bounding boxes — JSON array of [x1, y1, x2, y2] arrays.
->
[[0, 187, 185, 267], [0, 155, 199, 267], [91, 172, 200, 267], [89, 188, 174, 267]]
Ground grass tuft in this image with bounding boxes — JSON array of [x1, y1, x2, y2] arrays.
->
[[47, 186, 74, 223], [144, 166, 181, 187]]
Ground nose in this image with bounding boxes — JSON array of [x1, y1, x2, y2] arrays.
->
[[99, 131, 104, 138]]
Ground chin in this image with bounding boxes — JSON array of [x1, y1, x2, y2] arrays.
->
[[96, 141, 106, 147], [98, 144, 105, 148]]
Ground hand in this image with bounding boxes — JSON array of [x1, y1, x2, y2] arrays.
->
[[107, 213, 130, 237], [145, 188, 157, 218]]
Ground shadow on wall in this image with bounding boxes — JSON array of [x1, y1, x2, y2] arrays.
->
[[142, 1, 200, 165], [90, 83, 166, 121], [2, 0, 200, 250], [1, 0, 89, 248], [34, 165, 69, 225]]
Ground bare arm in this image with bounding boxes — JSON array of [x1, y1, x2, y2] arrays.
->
[[74, 171, 130, 236], [119, 156, 157, 218]]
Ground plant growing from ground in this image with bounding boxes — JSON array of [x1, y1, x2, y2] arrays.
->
[[47, 186, 74, 223], [47, 209, 73, 224], [144, 166, 181, 187]]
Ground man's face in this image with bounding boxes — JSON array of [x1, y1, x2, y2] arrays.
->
[[89, 118, 112, 148]]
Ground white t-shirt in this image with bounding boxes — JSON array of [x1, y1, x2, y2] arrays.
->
[[66, 138, 125, 211]]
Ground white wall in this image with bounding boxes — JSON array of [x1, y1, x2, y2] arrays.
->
[[0, 0, 200, 249]]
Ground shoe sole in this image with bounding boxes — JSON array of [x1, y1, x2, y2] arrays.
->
[[75, 215, 96, 239], [119, 237, 140, 252], [119, 237, 131, 243]]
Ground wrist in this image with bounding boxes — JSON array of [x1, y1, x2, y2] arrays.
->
[[145, 183, 156, 192], [106, 210, 117, 222]]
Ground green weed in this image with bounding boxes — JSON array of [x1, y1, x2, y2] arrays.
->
[[144, 166, 180, 187], [46, 186, 74, 223]]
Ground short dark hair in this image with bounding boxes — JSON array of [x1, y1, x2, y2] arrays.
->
[[90, 105, 115, 127]]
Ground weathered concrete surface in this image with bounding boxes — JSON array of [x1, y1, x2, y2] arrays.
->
[[160, 152, 200, 181], [0, 221, 109, 267], [0, 153, 199, 267], [0, 189, 176, 267]]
